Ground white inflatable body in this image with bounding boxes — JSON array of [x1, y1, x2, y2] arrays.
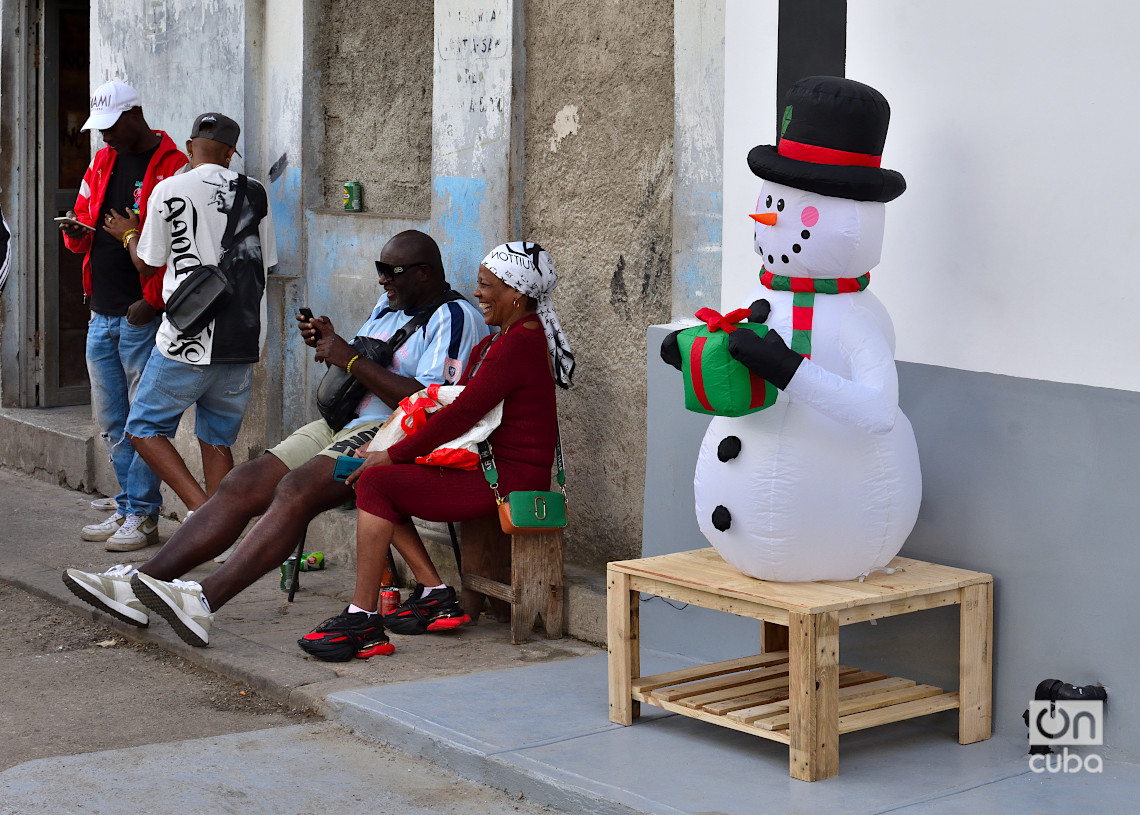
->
[[694, 182, 922, 581]]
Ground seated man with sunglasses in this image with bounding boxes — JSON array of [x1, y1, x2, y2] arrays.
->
[[63, 230, 488, 650]]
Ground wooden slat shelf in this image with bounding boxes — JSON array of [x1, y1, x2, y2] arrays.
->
[[632, 654, 958, 738]]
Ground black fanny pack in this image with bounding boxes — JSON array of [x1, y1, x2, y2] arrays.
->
[[315, 288, 466, 431], [164, 175, 246, 337]]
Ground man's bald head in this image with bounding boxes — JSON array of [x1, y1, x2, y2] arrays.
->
[[384, 230, 444, 278]]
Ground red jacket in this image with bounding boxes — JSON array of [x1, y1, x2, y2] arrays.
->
[[62, 131, 188, 310]]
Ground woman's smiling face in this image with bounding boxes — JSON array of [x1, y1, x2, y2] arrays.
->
[[474, 264, 522, 328]]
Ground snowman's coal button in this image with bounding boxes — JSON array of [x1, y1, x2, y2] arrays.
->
[[717, 436, 741, 461], [712, 505, 732, 531]]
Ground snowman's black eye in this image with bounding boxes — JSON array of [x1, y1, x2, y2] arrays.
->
[[801, 230, 810, 239], [776, 199, 785, 212], [792, 244, 801, 253], [781, 254, 789, 264], [765, 195, 772, 208], [767, 254, 774, 264], [757, 245, 763, 255]]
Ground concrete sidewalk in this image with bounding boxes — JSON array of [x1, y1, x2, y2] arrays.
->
[[2, 468, 1134, 814]]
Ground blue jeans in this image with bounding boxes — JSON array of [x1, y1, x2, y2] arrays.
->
[[126, 349, 253, 447], [86, 313, 162, 519]]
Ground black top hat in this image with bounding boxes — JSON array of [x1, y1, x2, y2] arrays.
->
[[747, 76, 905, 203]]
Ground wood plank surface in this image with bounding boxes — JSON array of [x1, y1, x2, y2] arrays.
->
[[612, 549, 993, 614], [632, 652, 788, 694], [839, 692, 961, 734], [958, 582, 993, 744]]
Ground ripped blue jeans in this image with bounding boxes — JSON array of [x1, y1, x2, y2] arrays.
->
[[86, 312, 162, 519]]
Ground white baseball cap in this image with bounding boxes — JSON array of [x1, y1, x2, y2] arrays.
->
[[81, 81, 141, 131]]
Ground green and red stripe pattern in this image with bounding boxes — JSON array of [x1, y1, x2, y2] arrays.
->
[[760, 269, 870, 359]]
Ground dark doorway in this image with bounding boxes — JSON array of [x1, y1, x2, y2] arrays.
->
[[40, 0, 91, 405]]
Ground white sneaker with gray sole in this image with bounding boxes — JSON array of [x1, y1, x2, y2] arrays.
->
[[61, 564, 148, 626], [105, 515, 159, 552], [81, 511, 125, 542], [131, 573, 213, 647]]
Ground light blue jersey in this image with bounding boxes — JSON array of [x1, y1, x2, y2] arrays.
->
[[349, 291, 488, 428]]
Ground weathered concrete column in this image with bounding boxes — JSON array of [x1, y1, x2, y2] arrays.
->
[[431, 1, 521, 293]]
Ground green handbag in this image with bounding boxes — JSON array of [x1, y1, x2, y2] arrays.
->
[[478, 433, 567, 535]]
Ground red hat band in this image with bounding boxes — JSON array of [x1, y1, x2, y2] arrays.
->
[[776, 139, 882, 169]]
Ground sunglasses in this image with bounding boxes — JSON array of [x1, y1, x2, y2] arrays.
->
[[375, 261, 427, 281]]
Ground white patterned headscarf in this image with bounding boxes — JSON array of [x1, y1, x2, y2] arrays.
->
[[481, 241, 575, 389]]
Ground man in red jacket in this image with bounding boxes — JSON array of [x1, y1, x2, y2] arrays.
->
[[59, 80, 187, 552]]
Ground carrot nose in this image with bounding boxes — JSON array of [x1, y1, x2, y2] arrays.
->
[[750, 212, 777, 225]]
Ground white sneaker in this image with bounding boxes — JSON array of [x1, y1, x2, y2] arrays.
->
[[131, 573, 213, 647], [105, 515, 160, 552], [81, 511, 125, 542], [61, 564, 148, 626], [90, 496, 118, 511]]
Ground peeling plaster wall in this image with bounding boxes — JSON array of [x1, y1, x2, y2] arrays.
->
[[317, 0, 432, 215], [522, 0, 674, 565]]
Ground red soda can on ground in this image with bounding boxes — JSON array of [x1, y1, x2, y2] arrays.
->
[[380, 587, 401, 617]]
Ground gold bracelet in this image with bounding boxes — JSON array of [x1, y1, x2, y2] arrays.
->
[[345, 354, 360, 375], [121, 228, 139, 249]]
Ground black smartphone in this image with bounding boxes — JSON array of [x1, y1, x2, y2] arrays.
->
[[298, 307, 320, 338]]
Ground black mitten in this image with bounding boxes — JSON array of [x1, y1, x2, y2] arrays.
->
[[660, 329, 684, 371], [747, 299, 771, 324], [728, 328, 803, 390]]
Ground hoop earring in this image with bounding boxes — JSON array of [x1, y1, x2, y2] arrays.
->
[[513, 300, 521, 309]]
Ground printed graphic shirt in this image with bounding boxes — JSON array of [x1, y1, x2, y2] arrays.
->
[[137, 163, 278, 365], [89, 142, 158, 315], [349, 292, 488, 428]]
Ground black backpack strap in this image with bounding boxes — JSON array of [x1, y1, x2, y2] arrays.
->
[[384, 287, 465, 355], [220, 173, 248, 256]]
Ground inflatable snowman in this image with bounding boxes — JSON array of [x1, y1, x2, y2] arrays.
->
[[665, 76, 921, 582]]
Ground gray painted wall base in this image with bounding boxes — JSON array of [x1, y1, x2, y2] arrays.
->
[[643, 324, 1139, 761]]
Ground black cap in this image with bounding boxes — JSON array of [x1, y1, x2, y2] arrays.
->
[[190, 112, 242, 156]]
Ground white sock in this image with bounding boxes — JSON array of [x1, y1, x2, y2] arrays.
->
[[419, 584, 446, 599], [348, 603, 377, 616]]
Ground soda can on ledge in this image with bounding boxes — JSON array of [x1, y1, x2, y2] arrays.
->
[[380, 586, 401, 617], [343, 181, 362, 211]]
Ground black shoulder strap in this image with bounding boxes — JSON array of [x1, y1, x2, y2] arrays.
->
[[384, 287, 465, 355], [220, 173, 248, 254]]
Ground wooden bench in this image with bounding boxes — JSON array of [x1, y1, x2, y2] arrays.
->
[[607, 548, 993, 781], [458, 515, 564, 644]]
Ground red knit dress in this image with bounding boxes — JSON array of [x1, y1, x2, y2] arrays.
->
[[354, 319, 558, 524]]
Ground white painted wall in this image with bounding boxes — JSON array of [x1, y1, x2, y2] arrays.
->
[[724, 0, 1140, 392], [719, 1, 777, 315]]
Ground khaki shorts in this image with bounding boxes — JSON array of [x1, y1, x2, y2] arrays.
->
[[267, 419, 385, 471]]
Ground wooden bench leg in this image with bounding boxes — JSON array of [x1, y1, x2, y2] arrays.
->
[[958, 581, 993, 744], [607, 567, 640, 724], [788, 610, 839, 782], [509, 531, 563, 644], [459, 516, 512, 622]]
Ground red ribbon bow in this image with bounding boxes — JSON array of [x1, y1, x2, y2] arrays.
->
[[694, 307, 752, 333]]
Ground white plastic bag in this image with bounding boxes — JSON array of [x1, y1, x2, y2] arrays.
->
[[366, 384, 503, 470]]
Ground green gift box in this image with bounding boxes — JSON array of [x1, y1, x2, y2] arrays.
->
[[677, 309, 778, 417]]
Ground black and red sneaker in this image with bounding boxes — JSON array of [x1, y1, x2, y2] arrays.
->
[[383, 584, 470, 635], [297, 607, 395, 661]]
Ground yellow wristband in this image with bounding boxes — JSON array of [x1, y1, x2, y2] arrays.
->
[[121, 228, 139, 249], [345, 354, 360, 375]]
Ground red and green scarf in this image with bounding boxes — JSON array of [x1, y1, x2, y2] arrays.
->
[[759, 269, 870, 358]]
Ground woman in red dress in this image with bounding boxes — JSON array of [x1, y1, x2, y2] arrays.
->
[[299, 242, 574, 661]]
